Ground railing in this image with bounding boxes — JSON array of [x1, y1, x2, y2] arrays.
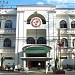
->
[[0, 28, 16, 34], [60, 28, 75, 34], [0, 47, 15, 53]]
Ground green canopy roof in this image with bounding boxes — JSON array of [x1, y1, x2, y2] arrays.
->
[[23, 45, 51, 54]]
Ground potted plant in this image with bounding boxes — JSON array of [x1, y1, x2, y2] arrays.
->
[[53, 57, 65, 74]]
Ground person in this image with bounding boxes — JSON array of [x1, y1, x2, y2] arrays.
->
[[12, 63, 15, 71], [25, 67, 29, 73], [38, 62, 41, 69], [46, 63, 51, 74], [17, 64, 21, 71]]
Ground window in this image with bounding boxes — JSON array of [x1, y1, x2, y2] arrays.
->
[[71, 21, 75, 28], [5, 20, 12, 28], [26, 37, 46, 44], [73, 39, 75, 47], [26, 37, 35, 44], [27, 29, 46, 44], [37, 37, 46, 44], [27, 14, 46, 24], [61, 38, 68, 47], [60, 20, 67, 28], [4, 38, 11, 47]]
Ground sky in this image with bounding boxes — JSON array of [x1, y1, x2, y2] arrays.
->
[[0, 0, 75, 8]]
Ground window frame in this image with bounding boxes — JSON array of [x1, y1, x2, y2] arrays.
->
[[5, 20, 12, 28]]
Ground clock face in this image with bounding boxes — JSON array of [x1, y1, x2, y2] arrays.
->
[[31, 17, 42, 27]]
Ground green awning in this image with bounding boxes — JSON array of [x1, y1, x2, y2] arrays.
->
[[23, 45, 51, 54]]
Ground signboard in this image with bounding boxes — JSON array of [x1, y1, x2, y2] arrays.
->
[[31, 17, 42, 27]]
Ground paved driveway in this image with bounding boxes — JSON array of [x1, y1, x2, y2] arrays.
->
[[0, 70, 75, 75]]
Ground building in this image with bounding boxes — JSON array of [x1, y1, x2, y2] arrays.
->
[[0, 8, 16, 67], [56, 8, 75, 69], [15, 5, 56, 70], [0, 5, 75, 70]]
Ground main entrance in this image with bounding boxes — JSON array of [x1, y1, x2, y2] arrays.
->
[[28, 61, 45, 69], [27, 54, 46, 69], [21, 57, 52, 70], [21, 45, 52, 70]]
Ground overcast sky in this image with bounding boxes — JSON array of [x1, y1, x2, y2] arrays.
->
[[0, 0, 75, 8]]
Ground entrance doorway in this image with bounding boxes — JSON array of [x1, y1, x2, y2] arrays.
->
[[28, 61, 45, 69], [27, 54, 46, 69]]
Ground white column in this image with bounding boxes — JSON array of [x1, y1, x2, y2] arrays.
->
[[46, 61, 49, 74], [23, 52, 26, 69], [15, 12, 20, 69]]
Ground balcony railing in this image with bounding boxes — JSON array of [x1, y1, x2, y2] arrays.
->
[[0, 28, 16, 34], [60, 28, 75, 34], [0, 47, 15, 53]]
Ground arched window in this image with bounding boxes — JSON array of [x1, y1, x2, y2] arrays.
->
[[61, 38, 68, 47], [27, 13, 46, 24], [71, 21, 75, 28], [26, 37, 35, 44], [60, 20, 67, 28], [4, 38, 11, 47], [5, 20, 12, 28], [73, 39, 75, 47], [37, 37, 46, 44]]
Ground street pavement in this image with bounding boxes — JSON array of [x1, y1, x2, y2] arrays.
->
[[0, 70, 75, 75]]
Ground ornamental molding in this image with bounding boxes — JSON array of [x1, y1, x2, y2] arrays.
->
[[56, 9, 75, 14], [17, 6, 56, 12]]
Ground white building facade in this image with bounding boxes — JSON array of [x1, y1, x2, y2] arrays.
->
[[0, 5, 75, 70], [0, 8, 16, 67], [15, 6, 56, 70]]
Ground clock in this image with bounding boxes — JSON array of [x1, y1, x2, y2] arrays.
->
[[31, 17, 42, 27]]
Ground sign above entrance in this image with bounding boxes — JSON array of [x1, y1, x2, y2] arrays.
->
[[31, 17, 42, 27], [20, 57, 52, 61]]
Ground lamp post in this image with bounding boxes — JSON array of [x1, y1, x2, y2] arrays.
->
[[1, 56, 5, 69]]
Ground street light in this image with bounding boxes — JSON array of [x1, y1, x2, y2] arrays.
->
[[1, 56, 5, 69]]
